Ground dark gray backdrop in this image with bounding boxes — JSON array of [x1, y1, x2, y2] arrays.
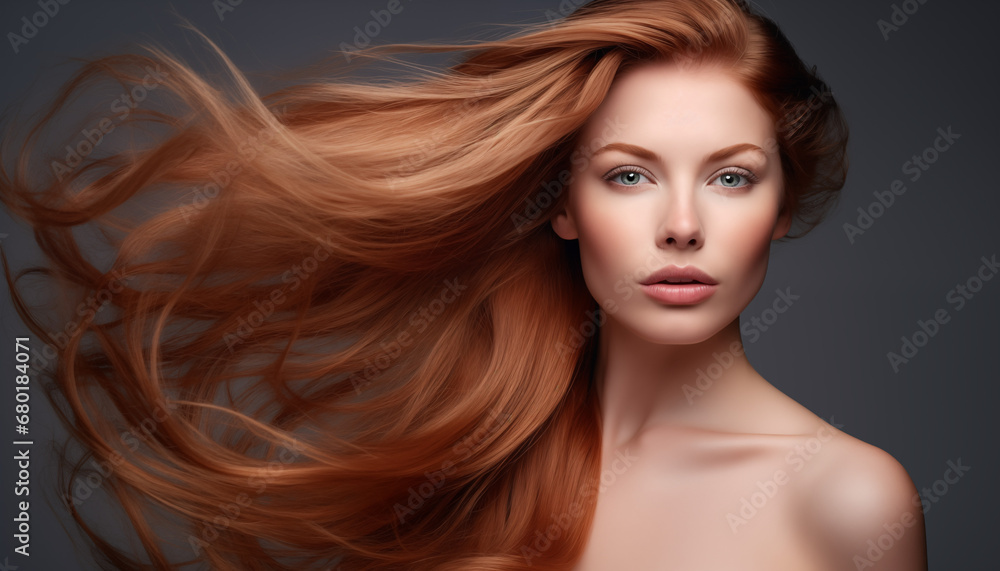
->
[[1, 0, 996, 569]]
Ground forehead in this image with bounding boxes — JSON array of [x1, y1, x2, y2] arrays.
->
[[577, 60, 776, 153]]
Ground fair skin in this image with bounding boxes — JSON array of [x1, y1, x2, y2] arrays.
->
[[552, 60, 927, 570]]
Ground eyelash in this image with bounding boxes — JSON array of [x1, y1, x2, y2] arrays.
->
[[603, 163, 761, 191]]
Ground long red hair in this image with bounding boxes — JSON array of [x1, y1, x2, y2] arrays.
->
[[1, 0, 847, 568]]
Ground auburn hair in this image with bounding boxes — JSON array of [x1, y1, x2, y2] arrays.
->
[[0, 0, 847, 569]]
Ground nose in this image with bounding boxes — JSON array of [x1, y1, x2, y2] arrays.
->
[[657, 189, 703, 249]]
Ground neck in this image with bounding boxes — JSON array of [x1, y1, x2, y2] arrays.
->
[[594, 316, 757, 450]]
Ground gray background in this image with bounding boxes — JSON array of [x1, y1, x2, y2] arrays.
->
[[1, 0, 996, 569]]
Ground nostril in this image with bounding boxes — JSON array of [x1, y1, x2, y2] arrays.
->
[[665, 237, 698, 246]]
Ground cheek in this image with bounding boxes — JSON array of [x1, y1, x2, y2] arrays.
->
[[711, 201, 778, 276], [576, 218, 626, 278], [572, 200, 645, 290]]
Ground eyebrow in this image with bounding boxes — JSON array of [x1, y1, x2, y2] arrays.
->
[[592, 142, 767, 165]]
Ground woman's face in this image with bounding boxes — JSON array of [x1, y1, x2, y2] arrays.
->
[[552, 60, 790, 344]]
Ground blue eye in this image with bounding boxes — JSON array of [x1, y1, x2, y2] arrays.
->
[[603, 165, 760, 190], [714, 168, 760, 189], [605, 166, 652, 187], [615, 171, 646, 185]]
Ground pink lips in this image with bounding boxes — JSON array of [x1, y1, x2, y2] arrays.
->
[[639, 265, 718, 305]]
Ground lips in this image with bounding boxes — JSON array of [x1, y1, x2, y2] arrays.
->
[[639, 265, 718, 305], [639, 265, 718, 286]]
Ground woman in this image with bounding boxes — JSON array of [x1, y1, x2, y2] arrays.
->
[[1, 0, 927, 569]]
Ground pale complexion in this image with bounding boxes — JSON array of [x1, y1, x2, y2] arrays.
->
[[552, 61, 927, 570]]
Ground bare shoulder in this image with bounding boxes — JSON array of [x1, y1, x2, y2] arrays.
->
[[793, 426, 928, 570]]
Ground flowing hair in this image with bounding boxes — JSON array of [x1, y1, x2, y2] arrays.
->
[[0, 0, 847, 568]]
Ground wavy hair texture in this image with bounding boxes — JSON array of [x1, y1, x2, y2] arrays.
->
[[0, 0, 848, 569]]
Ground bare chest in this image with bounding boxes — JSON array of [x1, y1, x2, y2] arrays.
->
[[573, 439, 835, 571]]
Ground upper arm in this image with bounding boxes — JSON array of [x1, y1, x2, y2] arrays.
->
[[802, 441, 928, 570]]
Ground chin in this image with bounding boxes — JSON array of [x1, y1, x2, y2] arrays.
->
[[612, 307, 735, 346]]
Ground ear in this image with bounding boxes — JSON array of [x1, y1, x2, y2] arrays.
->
[[772, 206, 792, 240], [550, 206, 578, 240]]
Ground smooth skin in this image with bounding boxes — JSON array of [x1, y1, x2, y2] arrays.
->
[[552, 61, 928, 570]]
